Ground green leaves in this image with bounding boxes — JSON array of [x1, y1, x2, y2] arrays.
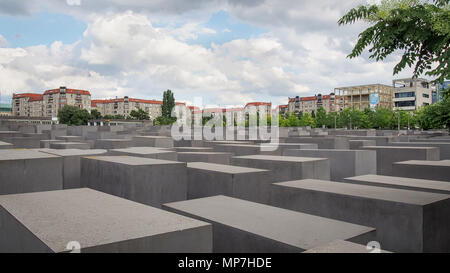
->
[[58, 105, 92, 126], [339, 0, 450, 83], [129, 109, 150, 120]]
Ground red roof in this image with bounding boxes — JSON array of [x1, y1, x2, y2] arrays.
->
[[44, 88, 91, 96], [278, 105, 288, 109], [12, 93, 43, 100], [91, 98, 162, 105], [28, 95, 44, 102], [245, 102, 272, 107]]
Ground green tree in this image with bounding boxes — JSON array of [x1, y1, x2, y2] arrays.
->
[[314, 107, 328, 128], [286, 113, 300, 127], [372, 107, 394, 129], [299, 113, 315, 127], [162, 89, 175, 119], [130, 109, 150, 120], [90, 109, 102, 120], [339, 0, 450, 83], [58, 105, 91, 126]]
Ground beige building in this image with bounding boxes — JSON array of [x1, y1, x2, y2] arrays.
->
[[288, 93, 342, 114], [29, 96, 44, 117], [393, 78, 433, 111], [12, 93, 43, 117], [43, 87, 91, 118], [334, 84, 394, 110], [91, 96, 163, 120]]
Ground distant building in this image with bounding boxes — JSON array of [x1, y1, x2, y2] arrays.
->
[[43, 87, 91, 118], [245, 102, 272, 114], [91, 96, 162, 119], [393, 78, 433, 111], [12, 93, 43, 117], [278, 105, 288, 116], [436, 80, 450, 103], [288, 93, 342, 115], [335, 84, 394, 110]]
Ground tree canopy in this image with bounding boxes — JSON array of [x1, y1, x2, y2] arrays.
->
[[338, 0, 450, 83], [58, 105, 92, 126]]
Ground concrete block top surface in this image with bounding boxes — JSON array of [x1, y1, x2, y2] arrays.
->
[[174, 147, 214, 151], [288, 148, 371, 153], [0, 149, 59, 161], [233, 155, 327, 162], [364, 146, 439, 150], [110, 147, 173, 154], [83, 155, 183, 166], [52, 142, 88, 145], [97, 139, 132, 142], [0, 141, 12, 146], [0, 188, 210, 252], [303, 240, 391, 253], [178, 152, 232, 155], [164, 195, 374, 250], [275, 179, 449, 205], [346, 174, 450, 192], [135, 136, 171, 139], [37, 148, 107, 157], [394, 160, 450, 166], [187, 162, 269, 174]]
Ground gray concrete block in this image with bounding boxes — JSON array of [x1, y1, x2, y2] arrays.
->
[[362, 146, 440, 175], [0, 149, 63, 194], [186, 162, 272, 203], [38, 148, 107, 189], [81, 156, 187, 208], [392, 160, 450, 182], [385, 142, 450, 160], [40, 139, 65, 148], [303, 240, 391, 253], [133, 136, 174, 148], [344, 174, 450, 194], [56, 135, 84, 142], [283, 149, 376, 181], [108, 147, 177, 161], [50, 142, 91, 150], [0, 141, 13, 149], [283, 136, 350, 149], [259, 143, 318, 156], [232, 155, 330, 181], [349, 140, 376, 150], [271, 179, 450, 252], [0, 131, 23, 141], [178, 152, 232, 165], [173, 147, 214, 153], [163, 195, 376, 253], [214, 144, 260, 156], [94, 139, 133, 149], [0, 188, 212, 253]]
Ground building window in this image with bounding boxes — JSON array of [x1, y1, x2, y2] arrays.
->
[[422, 93, 429, 98], [395, 101, 415, 107], [395, 92, 415, 98]]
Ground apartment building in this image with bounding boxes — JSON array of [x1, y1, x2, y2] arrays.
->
[[435, 80, 450, 103], [288, 93, 342, 114], [335, 84, 393, 110], [43, 87, 91, 118], [29, 96, 44, 117], [12, 93, 43, 117], [91, 96, 163, 120], [393, 78, 433, 111]]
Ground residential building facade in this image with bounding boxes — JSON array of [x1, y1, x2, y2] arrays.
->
[[91, 96, 163, 120], [393, 78, 433, 111], [12, 93, 43, 117], [288, 93, 342, 115], [335, 84, 394, 110], [43, 87, 91, 118]]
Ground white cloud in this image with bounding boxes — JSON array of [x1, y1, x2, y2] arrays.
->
[[0, 35, 8, 47]]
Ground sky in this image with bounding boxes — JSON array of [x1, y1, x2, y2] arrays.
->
[[0, 0, 415, 108]]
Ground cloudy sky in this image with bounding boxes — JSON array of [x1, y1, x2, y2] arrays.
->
[[0, 0, 414, 108]]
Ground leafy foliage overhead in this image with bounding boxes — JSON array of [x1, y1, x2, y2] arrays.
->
[[338, 0, 450, 83]]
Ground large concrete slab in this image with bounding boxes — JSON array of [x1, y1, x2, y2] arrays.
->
[[37, 148, 107, 189], [0, 188, 212, 253], [173, 147, 214, 153], [362, 146, 440, 175], [0, 141, 13, 149], [349, 140, 376, 150], [231, 155, 330, 181], [304, 240, 391, 253], [178, 152, 232, 165], [108, 147, 177, 161], [186, 162, 272, 203], [283, 149, 376, 181], [81, 156, 187, 208], [385, 142, 450, 160], [0, 149, 63, 194], [50, 142, 91, 150], [259, 143, 318, 156], [214, 144, 261, 156], [133, 136, 174, 148], [163, 195, 375, 253], [283, 136, 349, 149], [271, 179, 450, 252], [344, 174, 450, 194], [40, 139, 64, 148], [56, 135, 84, 142], [94, 139, 133, 149], [392, 160, 450, 182]]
